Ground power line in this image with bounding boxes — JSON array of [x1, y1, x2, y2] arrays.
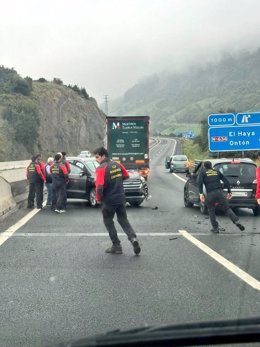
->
[[104, 95, 109, 115]]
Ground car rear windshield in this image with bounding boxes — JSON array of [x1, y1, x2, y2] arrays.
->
[[214, 162, 256, 179], [84, 160, 99, 173], [172, 155, 187, 161]]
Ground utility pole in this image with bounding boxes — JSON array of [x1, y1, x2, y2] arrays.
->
[[104, 95, 109, 115]]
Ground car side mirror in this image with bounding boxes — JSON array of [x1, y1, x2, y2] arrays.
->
[[79, 171, 84, 177]]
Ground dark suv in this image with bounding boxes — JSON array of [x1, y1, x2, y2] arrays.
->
[[66, 157, 149, 207], [184, 158, 259, 216]]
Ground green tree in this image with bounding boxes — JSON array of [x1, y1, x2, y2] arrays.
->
[[12, 78, 31, 96], [80, 87, 89, 99], [72, 84, 80, 93], [25, 77, 33, 91], [53, 77, 63, 85], [3, 100, 40, 152], [194, 119, 208, 152]]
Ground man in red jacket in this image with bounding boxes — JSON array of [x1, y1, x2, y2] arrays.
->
[[26, 155, 46, 209], [256, 151, 260, 205], [51, 153, 69, 213], [34, 153, 46, 206], [93, 147, 141, 255]]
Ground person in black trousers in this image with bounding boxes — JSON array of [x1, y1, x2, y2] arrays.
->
[[93, 146, 141, 255], [26, 156, 46, 209], [198, 161, 245, 233], [51, 153, 69, 213]]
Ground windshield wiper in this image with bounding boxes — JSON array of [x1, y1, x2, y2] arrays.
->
[[55, 316, 260, 347]]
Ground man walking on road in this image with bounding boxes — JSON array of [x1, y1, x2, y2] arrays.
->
[[198, 161, 245, 233], [93, 146, 141, 255]]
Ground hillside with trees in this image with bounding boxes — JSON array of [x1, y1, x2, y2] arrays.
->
[[0, 66, 105, 161]]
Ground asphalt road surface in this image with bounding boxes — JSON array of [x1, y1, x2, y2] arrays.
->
[[0, 138, 259, 347]]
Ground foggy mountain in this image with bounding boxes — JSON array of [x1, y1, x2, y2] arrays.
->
[[110, 48, 260, 135]]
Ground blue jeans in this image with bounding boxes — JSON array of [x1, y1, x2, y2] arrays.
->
[[46, 182, 53, 205]]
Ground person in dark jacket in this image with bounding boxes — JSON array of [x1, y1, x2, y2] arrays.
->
[[93, 146, 141, 255], [198, 161, 245, 233], [26, 155, 46, 209], [45, 157, 54, 205], [51, 153, 69, 213], [35, 153, 46, 206], [57, 151, 71, 173]]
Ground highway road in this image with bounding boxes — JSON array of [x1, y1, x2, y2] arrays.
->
[[0, 138, 259, 347]]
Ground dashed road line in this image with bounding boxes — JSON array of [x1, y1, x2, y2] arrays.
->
[[179, 229, 260, 291], [1, 232, 257, 237]]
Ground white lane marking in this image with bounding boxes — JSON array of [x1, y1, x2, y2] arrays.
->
[[2, 232, 257, 237], [172, 173, 187, 183], [0, 203, 46, 247], [179, 229, 260, 291], [171, 139, 177, 156], [2, 232, 186, 237]]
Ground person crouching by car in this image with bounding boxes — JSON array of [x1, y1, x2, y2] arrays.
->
[[51, 153, 69, 213], [256, 151, 260, 205], [45, 157, 54, 206], [198, 161, 245, 233]]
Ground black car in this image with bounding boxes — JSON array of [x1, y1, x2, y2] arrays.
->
[[67, 157, 99, 206], [184, 158, 259, 216], [66, 157, 149, 207]]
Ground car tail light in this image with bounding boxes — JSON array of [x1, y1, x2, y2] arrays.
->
[[230, 159, 241, 164], [139, 168, 150, 177]]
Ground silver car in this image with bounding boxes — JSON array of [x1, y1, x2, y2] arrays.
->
[[169, 155, 189, 173]]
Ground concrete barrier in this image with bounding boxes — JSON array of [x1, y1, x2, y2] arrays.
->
[[0, 160, 30, 217], [0, 177, 16, 217]]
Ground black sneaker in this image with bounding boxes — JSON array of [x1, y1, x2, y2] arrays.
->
[[105, 244, 122, 254], [235, 223, 245, 231], [131, 238, 141, 255], [210, 228, 219, 233]]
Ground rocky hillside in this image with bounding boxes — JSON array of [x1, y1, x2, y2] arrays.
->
[[0, 69, 106, 161], [32, 82, 105, 157]]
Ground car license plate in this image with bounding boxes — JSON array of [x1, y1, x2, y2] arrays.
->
[[231, 191, 247, 197]]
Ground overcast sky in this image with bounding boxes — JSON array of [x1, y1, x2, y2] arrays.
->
[[1, 0, 260, 104]]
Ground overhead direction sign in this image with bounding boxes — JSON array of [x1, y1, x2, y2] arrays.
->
[[236, 112, 260, 125], [209, 125, 260, 152]]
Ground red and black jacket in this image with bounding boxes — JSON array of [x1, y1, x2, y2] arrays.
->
[[256, 167, 260, 199], [61, 159, 71, 174], [95, 159, 129, 205], [26, 161, 46, 182], [51, 162, 69, 183]]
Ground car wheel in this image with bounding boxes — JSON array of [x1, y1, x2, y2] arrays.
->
[[199, 201, 208, 215], [89, 188, 98, 207], [184, 189, 193, 208], [252, 206, 260, 216]]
